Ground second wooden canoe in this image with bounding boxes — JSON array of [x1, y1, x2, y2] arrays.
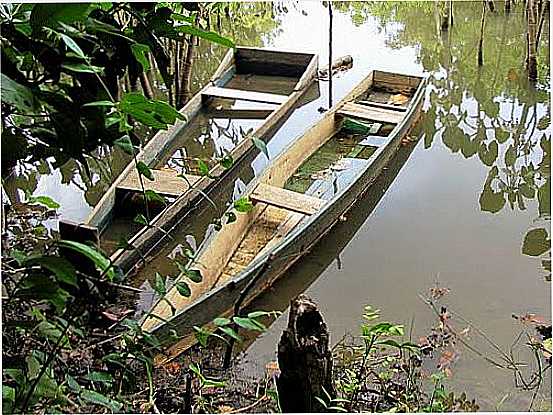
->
[[142, 70, 426, 357]]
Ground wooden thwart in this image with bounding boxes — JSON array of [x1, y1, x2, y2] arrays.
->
[[251, 183, 325, 215], [203, 86, 288, 105], [117, 169, 200, 197], [338, 102, 404, 124]]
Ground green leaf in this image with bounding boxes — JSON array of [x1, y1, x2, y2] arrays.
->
[[193, 327, 210, 347], [153, 272, 166, 296], [543, 338, 552, 354], [252, 137, 269, 159], [185, 268, 202, 283], [538, 179, 551, 217], [134, 214, 148, 225], [25, 255, 78, 287], [234, 197, 254, 213], [219, 326, 242, 342], [213, 317, 231, 326], [27, 195, 60, 209], [197, 159, 210, 176], [62, 63, 104, 73], [220, 155, 233, 169], [176, 24, 235, 48], [176, 281, 191, 297], [0, 74, 39, 112], [113, 135, 134, 155], [505, 145, 517, 167], [82, 100, 115, 108], [137, 161, 154, 181], [80, 389, 122, 412], [84, 371, 113, 384], [522, 228, 551, 257], [66, 375, 81, 393], [119, 93, 184, 129], [131, 43, 151, 71], [59, 33, 86, 58], [478, 140, 498, 167], [30, 3, 91, 31], [232, 317, 265, 332], [247, 311, 271, 319], [225, 211, 237, 224], [2, 385, 15, 414], [145, 190, 166, 205], [58, 240, 115, 281], [520, 183, 535, 199]]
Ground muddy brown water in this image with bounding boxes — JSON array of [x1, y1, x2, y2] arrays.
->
[[4, 2, 550, 411]]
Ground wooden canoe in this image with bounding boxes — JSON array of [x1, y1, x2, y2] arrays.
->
[[59, 47, 318, 273], [142, 70, 426, 356]]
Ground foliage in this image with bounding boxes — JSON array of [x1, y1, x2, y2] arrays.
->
[[331, 305, 479, 412]]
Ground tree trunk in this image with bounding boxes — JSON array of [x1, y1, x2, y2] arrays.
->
[[478, 0, 487, 66], [535, 0, 549, 52], [441, 0, 450, 31], [505, 0, 511, 13], [527, 0, 538, 81], [488, 0, 496, 11], [328, 1, 333, 108], [276, 295, 335, 413], [139, 72, 154, 99], [179, 36, 196, 108]]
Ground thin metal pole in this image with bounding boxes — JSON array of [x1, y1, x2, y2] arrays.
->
[[328, 1, 333, 108]]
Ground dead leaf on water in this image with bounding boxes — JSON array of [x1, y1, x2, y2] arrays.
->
[[507, 68, 518, 82]]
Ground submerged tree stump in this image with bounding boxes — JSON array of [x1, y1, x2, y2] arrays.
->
[[276, 295, 335, 412]]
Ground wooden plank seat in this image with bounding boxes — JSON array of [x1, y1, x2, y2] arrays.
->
[[117, 169, 201, 197], [356, 100, 408, 111], [250, 183, 325, 215], [338, 102, 404, 125], [203, 86, 288, 105]]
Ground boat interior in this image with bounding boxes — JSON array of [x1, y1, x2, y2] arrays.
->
[[143, 70, 422, 332], [96, 48, 318, 254]]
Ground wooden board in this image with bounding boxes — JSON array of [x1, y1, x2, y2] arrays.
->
[[338, 102, 405, 124], [235, 47, 315, 77], [203, 86, 288, 105], [251, 183, 325, 215], [209, 108, 274, 119], [117, 169, 200, 197]]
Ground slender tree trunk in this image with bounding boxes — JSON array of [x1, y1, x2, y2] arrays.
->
[[488, 0, 496, 11], [505, 0, 511, 13], [478, 0, 487, 66], [328, 1, 333, 108], [449, 0, 454, 27], [440, 0, 450, 31], [179, 36, 196, 108], [139, 72, 154, 99], [527, 0, 538, 81], [174, 40, 180, 107], [536, 0, 549, 51]]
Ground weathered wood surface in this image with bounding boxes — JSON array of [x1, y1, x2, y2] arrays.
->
[[277, 295, 335, 412], [338, 102, 404, 124], [209, 108, 274, 119], [203, 86, 288, 105], [117, 169, 200, 197], [235, 47, 314, 77], [251, 183, 325, 215], [113, 50, 318, 274]]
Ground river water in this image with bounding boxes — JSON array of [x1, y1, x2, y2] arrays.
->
[[5, 1, 550, 411]]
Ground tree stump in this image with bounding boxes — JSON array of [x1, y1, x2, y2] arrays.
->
[[276, 295, 335, 412]]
